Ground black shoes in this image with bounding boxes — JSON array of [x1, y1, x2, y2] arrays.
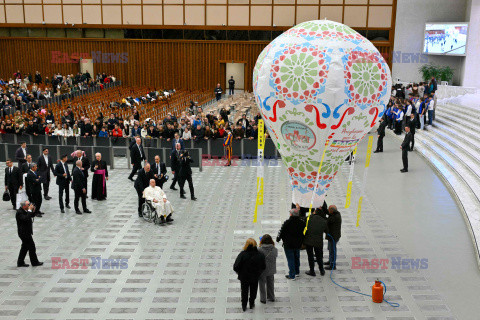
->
[[170, 186, 178, 191], [61, 209, 65, 213], [166, 215, 174, 223], [260, 300, 266, 304], [44, 196, 52, 200], [17, 263, 29, 267], [180, 195, 186, 199], [325, 266, 336, 270], [66, 205, 71, 209], [249, 302, 255, 309], [191, 197, 197, 201], [128, 177, 134, 181], [35, 213, 43, 217], [32, 262, 44, 267], [320, 269, 325, 276], [305, 270, 316, 277], [324, 261, 330, 265], [400, 169, 408, 173], [373, 150, 382, 153], [76, 211, 82, 215], [84, 209, 92, 213], [242, 305, 247, 312]]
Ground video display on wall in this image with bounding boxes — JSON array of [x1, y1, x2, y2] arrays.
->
[[423, 23, 468, 56]]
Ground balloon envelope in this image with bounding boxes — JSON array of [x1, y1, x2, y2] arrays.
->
[[253, 20, 392, 208]]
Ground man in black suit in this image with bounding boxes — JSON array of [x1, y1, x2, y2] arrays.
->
[[36, 148, 54, 200], [171, 133, 185, 151], [71, 160, 91, 215], [21, 154, 34, 174], [406, 114, 416, 151], [134, 163, 154, 217], [170, 143, 182, 190], [16, 200, 43, 267], [400, 126, 412, 173], [54, 154, 71, 213], [25, 163, 43, 217], [374, 118, 387, 153], [4, 159, 23, 210], [15, 141, 27, 166], [153, 155, 167, 189], [72, 150, 90, 197], [128, 137, 145, 181], [178, 150, 197, 200]]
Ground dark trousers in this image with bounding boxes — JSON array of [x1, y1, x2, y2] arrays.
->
[[128, 162, 141, 179], [229, 88, 234, 95], [258, 275, 275, 302], [327, 238, 338, 267], [137, 188, 144, 216], [410, 133, 415, 150], [402, 148, 408, 170], [170, 172, 178, 188], [428, 110, 433, 125], [155, 178, 166, 189], [8, 186, 18, 208], [31, 193, 42, 213], [74, 189, 87, 211], [240, 280, 258, 309], [42, 179, 50, 197], [215, 94, 221, 101], [376, 135, 384, 152], [179, 175, 195, 198], [58, 183, 70, 210], [306, 245, 324, 272], [18, 235, 39, 266], [284, 248, 300, 278]]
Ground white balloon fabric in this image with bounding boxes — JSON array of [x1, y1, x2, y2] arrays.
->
[[253, 20, 392, 208]]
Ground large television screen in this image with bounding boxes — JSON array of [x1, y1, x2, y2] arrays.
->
[[423, 23, 468, 56]]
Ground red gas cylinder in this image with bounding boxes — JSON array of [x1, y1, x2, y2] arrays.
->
[[372, 280, 384, 303]]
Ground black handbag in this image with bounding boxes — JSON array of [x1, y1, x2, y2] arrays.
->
[[3, 191, 11, 202]]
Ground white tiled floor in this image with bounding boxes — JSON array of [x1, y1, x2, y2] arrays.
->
[[0, 135, 479, 319]]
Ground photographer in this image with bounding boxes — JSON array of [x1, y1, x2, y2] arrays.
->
[[178, 150, 197, 200], [16, 200, 43, 267]]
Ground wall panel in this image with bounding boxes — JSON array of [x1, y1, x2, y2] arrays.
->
[[0, 38, 392, 91]]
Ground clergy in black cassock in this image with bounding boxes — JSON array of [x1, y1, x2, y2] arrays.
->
[[90, 152, 108, 200]]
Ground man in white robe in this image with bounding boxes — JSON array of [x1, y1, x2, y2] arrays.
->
[[143, 179, 174, 223]]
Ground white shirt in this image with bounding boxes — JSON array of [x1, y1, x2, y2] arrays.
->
[[428, 100, 434, 111], [137, 144, 143, 157], [22, 148, 26, 157], [43, 154, 48, 166], [405, 105, 412, 117], [61, 161, 67, 174], [144, 186, 167, 202]]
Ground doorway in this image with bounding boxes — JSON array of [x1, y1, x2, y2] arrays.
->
[[221, 61, 246, 93]]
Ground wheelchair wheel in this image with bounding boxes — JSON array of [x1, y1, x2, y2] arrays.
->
[[142, 203, 153, 222]]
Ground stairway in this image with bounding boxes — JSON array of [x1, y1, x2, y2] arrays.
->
[[387, 93, 480, 268]]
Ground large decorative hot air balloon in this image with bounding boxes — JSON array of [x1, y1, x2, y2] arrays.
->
[[253, 20, 392, 208]]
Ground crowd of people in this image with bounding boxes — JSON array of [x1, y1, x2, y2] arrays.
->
[[233, 203, 342, 311], [374, 77, 439, 173], [0, 70, 116, 115]]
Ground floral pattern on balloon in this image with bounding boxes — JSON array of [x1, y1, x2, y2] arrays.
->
[[269, 44, 331, 106], [342, 49, 389, 110], [285, 21, 367, 45]]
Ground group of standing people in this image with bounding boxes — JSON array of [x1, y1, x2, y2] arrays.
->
[[5, 142, 110, 268], [233, 203, 342, 312]]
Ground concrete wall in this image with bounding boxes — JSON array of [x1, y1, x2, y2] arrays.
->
[[392, 0, 467, 85], [461, 0, 480, 88]]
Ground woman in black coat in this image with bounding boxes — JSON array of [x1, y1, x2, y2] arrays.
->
[[233, 238, 266, 311]]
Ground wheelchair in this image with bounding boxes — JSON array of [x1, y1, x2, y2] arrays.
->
[[142, 200, 169, 225]]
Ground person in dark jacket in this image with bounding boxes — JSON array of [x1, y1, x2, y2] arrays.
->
[[72, 150, 90, 197], [178, 150, 196, 200], [374, 118, 387, 153], [258, 234, 278, 304], [325, 205, 342, 270], [128, 137, 145, 181], [36, 148, 54, 200], [303, 208, 329, 276], [25, 163, 43, 217], [152, 155, 167, 189], [406, 114, 416, 151], [214, 83, 223, 101], [134, 163, 154, 217], [233, 238, 266, 312], [54, 155, 71, 213], [16, 200, 42, 267], [400, 126, 412, 173], [4, 159, 23, 210], [72, 160, 91, 214], [15, 141, 28, 166], [276, 207, 306, 280], [169, 143, 182, 190]]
